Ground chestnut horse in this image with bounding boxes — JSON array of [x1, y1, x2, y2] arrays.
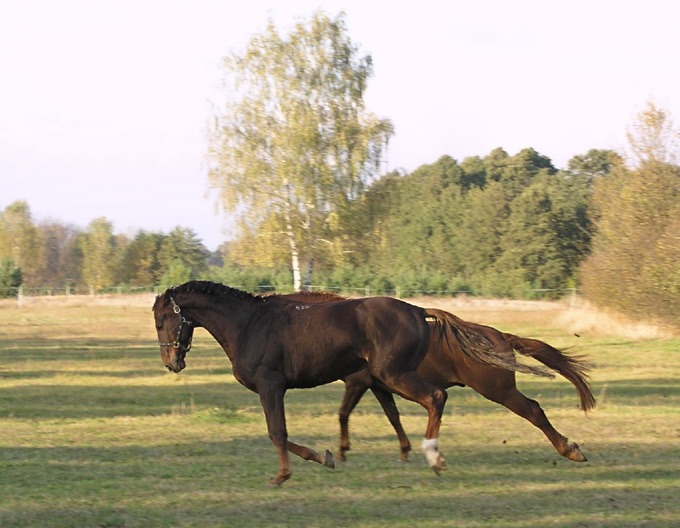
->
[[154, 281, 462, 485], [281, 291, 596, 464]]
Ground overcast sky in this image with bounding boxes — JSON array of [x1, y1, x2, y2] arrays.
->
[[2, 0, 679, 250]]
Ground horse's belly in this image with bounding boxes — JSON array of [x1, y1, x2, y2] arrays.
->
[[284, 348, 367, 388]]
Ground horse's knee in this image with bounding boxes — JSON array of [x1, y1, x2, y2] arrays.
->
[[268, 431, 287, 448], [338, 408, 350, 424]]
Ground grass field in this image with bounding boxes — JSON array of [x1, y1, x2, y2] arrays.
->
[[1, 295, 679, 527]]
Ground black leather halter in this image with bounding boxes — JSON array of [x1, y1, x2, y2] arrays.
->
[[157, 296, 193, 352]]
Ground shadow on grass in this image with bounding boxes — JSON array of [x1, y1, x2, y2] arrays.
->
[[1, 438, 678, 528], [0, 380, 263, 419], [2, 372, 678, 421], [1, 339, 223, 361]]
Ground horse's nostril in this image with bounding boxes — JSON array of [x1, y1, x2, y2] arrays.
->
[[166, 365, 173, 372]]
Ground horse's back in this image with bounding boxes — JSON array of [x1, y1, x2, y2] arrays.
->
[[353, 297, 431, 374]]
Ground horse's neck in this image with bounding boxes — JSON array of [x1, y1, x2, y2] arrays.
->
[[179, 292, 260, 356]]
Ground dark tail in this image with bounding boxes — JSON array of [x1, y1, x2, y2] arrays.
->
[[501, 333, 596, 412], [425, 308, 553, 378], [424, 308, 596, 412]]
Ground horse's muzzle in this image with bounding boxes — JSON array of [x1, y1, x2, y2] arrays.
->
[[165, 358, 186, 373]]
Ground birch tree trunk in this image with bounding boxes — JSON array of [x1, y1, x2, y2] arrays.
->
[[283, 200, 302, 291]]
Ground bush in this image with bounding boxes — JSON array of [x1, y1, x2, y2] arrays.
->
[[159, 259, 192, 289], [0, 257, 22, 298], [202, 265, 293, 294]]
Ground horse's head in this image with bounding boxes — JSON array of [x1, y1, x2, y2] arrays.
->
[[153, 293, 195, 373]]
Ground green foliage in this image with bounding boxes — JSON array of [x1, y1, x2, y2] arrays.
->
[[159, 258, 192, 289], [567, 148, 622, 180], [157, 227, 208, 278], [0, 143, 602, 301], [119, 231, 164, 286], [38, 222, 80, 288], [496, 172, 587, 292], [203, 264, 294, 293], [314, 265, 393, 294], [78, 217, 117, 291], [0, 257, 22, 298], [327, 148, 593, 299], [0, 201, 45, 287], [456, 181, 509, 283]]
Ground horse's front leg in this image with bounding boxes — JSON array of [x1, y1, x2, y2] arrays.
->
[[286, 441, 335, 468], [256, 374, 292, 486]]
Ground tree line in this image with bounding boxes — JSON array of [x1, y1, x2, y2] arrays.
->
[[1, 106, 679, 327], [224, 145, 612, 298], [0, 207, 215, 294], [0, 143, 600, 297], [3, 10, 679, 330], [205, 10, 680, 328]]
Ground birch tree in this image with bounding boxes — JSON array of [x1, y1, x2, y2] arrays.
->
[[207, 10, 393, 290]]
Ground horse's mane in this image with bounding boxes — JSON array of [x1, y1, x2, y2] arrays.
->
[[153, 282, 351, 312], [272, 290, 347, 303], [153, 281, 264, 310]]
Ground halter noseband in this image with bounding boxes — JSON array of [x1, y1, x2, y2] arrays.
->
[[158, 296, 194, 352]]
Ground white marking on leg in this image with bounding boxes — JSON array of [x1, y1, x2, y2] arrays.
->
[[422, 438, 440, 467]]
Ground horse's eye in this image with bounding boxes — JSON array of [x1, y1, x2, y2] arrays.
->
[[156, 323, 163, 331]]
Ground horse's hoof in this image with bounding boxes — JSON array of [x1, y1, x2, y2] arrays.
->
[[323, 450, 336, 469], [566, 443, 587, 462], [335, 450, 347, 463], [269, 471, 292, 487], [431, 454, 447, 475]]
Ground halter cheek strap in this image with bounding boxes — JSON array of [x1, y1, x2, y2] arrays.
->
[[158, 296, 194, 351]]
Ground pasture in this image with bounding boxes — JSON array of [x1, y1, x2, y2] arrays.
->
[[1, 295, 679, 527]]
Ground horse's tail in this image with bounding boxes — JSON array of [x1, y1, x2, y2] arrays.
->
[[424, 308, 553, 379], [501, 332, 596, 412]]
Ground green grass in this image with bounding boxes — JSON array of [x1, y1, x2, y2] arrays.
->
[[1, 301, 679, 527]]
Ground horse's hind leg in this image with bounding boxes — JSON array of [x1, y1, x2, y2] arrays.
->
[[482, 380, 587, 462], [339, 372, 412, 462], [337, 373, 372, 461], [370, 386, 412, 462]]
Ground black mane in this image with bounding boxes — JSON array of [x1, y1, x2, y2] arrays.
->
[[174, 281, 260, 300], [154, 281, 264, 311]]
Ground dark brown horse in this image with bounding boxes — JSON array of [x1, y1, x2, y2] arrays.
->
[[154, 281, 461, 485], [281, 291, 596, 464]]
